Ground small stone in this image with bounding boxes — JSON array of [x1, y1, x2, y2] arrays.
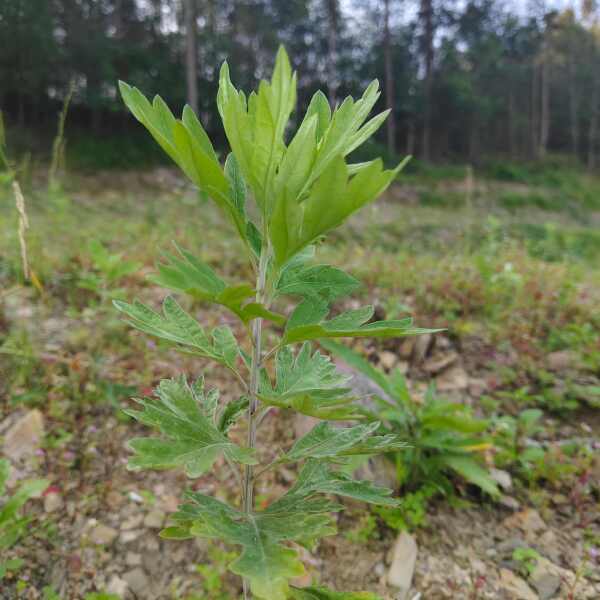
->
[[490, 468, 513, 491], [497, 537, 527, 556], [503, 509, 546, 535], [106, 575, 129, 597], [423, 351, 458, 374], [126, 552, 142, 567], [387, 532, 418, 599], [468, 377, 488, 397], [398, 337, 416, 359], [120, 529, 143, 544], [379, 350, 398, 371], [105, 491, 124, 510], [44, 492, 63, 513], [123, 568, 150, 595], [530, 558, 567, 600], [547, 350, 576, 372], [499, 495, 520, 511], [412, 334, 432, 363], [121, 514, 144, 531], [3, 410, 44, 460], [144, 509, 165, 529], [436, 366, 469, 392], [89, 524, 118, 546], [499, 568, 537, 600]]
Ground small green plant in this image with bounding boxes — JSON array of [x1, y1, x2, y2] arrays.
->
[[512, 546, 541, 577], [115, 47, 433, 599], [344, 512, 378, 544], [194, 543, 237, 599], [373, 484, 438, 532], [322, 341, 499, 498], [493, 409, 546, 473], [78, 239, 141, 301], [0, 459, 48, 579]]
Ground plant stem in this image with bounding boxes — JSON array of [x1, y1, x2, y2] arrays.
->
[[242, 243, 269, 600]]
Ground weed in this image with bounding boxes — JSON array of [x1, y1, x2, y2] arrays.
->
[[113, 46, 431, 600], [0, 459, 48, 579], [322, 341, 499, 499], [512, 546, 541, 577]]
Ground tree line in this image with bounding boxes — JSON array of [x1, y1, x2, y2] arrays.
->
[[2, 0, 600, 166]]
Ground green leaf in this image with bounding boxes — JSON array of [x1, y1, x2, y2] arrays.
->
[[150, 244, 226, 298], [0, 558, 24, 581], [284, 309, 441, 345], [217, 47, 296, 210], [259, 344, 360, 420], [119, 82, 249, 242], [276, 264, 360, 302], [217, 396, 249, 432], [271, 459, 399, 507], [0, 459, 8, 495], [0, 478, 48, 525], [224, 152, 247, 217], [124, 376, 257, 477], [284, 422, 380, 461], [270, 156, 408, 266], [303, 90, 331, 142], [437, 455, 499, 497], [149, 244, 284, 325], [168, 463, 395, 598], [114, 296, 247, 369], [291, 586, 384, 600], [286, 297, 330, 331], [175, 493, 309, 600]]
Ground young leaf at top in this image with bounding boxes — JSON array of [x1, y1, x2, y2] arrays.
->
[[124, 377, 257, 477], [217, 46, 296, 211], [270, 156, 409, 267], [118, 82, 250, 244]]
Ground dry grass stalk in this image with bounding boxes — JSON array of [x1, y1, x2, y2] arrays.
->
[[13, 179, 30, 280]]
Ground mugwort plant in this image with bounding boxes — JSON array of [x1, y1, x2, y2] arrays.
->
[[116, 47, 435, 599]]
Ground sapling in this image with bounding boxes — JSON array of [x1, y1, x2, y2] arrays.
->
[[116, 47, 436, 599]]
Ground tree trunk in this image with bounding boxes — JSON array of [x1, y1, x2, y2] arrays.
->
[[383, 0, 396, 155], [184, 0, 198, 114], [508, 89, 517, 156], [531, 61, 540, 159], [326, 0, 339, 106], [588, 70, 599, 170], [539, 49, 550, 159], [568, 59, 579, 160], [420, 0, 434, 162]]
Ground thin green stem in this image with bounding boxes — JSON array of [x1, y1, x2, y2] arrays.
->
[[242, 239, 269, 600]]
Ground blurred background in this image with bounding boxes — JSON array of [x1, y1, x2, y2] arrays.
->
[[1, 2, 600, 599], [3, 0, 600, 170]]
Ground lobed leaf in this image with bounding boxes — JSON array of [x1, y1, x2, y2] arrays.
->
[[291, 586, 384, 600], [283, 422, 406, 462], [283, 306, 442, 345], [125, 376, 257, 477], [258, 343, 360, 420], [114, 295, 248, 371], [149, 244, 284, 325]]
